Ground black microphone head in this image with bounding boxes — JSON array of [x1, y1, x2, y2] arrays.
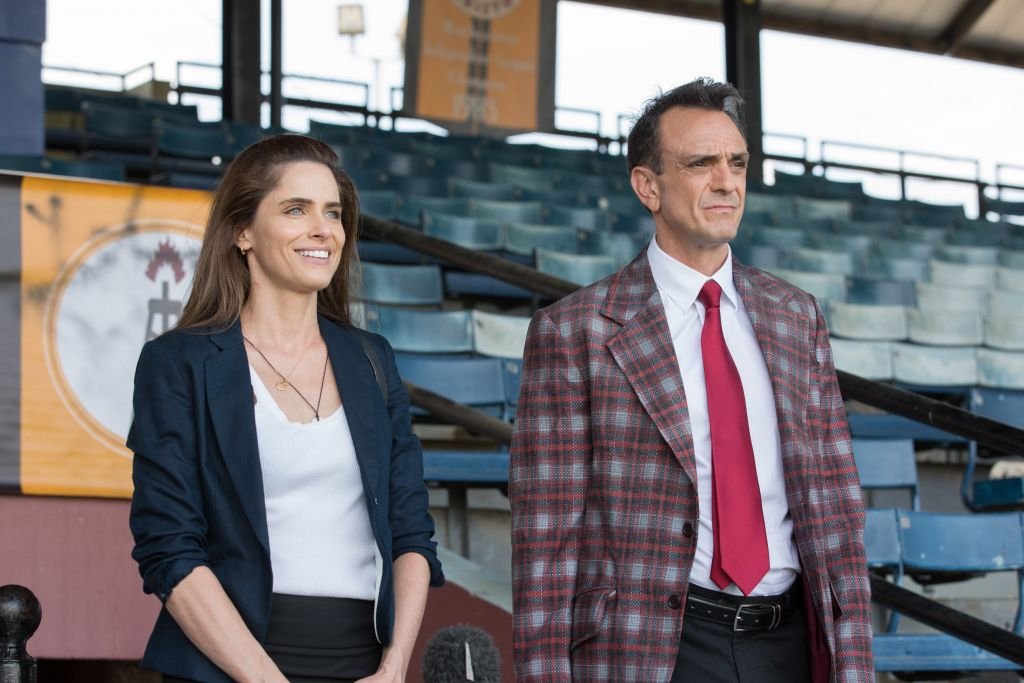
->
[[422, 623, 501, 682]]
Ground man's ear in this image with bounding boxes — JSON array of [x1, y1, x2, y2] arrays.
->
[[630, 166, 660, 214]]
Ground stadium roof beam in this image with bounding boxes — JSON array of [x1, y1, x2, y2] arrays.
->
[[222, 0, 262, 125], [940, 0, 997, 55], [579, 0, 1024, 70], [723, 0, 764, 186]]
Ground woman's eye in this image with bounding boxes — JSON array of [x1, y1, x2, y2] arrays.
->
[[286, 206, 304, 215], [325, 210, 341, 220]]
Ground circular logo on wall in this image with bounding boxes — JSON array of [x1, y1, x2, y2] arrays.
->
[[43, 220, 202, 454], [450, 0, 522, 20]]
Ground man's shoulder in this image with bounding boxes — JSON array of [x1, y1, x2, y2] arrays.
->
[[534, 269, 622, 329], [734, 261, 821, 314]]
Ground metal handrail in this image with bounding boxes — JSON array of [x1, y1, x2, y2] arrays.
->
[[42, 62, 156, 92]]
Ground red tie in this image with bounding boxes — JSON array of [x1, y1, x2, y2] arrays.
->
[[698, 280, 770, 595]]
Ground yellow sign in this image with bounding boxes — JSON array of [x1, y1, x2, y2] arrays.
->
[[20, 177, 209, 497], [406, 0, 555, 132]]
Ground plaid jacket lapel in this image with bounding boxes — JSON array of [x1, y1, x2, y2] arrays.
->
[[602, 253, 698, 485]]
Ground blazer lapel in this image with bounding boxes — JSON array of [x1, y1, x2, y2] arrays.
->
[[319, 317, 380, 500], [603, 253, 698, 484], [206, 320, 270, 553], [733, 261, 812, 500]]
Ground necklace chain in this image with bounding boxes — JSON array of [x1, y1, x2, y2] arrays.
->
[[243, 336, 330, 421]]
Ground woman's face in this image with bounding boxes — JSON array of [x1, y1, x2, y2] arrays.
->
[[237, 161, 346, 297]]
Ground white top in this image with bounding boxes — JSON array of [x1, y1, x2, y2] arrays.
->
[[647, 239, 800, 596], [249, 364, 377, 600]]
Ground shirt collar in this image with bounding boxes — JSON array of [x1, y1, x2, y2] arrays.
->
[[647, 236, 740, 314]]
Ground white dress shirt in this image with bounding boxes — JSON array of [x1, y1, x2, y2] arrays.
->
[[647, 238, 800, 596]]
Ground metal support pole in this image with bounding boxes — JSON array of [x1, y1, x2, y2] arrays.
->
[[222, 0, 262, 124], [270, 0, 283, 129], [0, 585, 41, 683], [723, 0, 765, 187]]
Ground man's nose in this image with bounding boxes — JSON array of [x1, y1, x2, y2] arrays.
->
[[710, 159, 738, 193]]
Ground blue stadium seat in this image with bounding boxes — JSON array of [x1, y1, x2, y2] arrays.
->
[[962, 388, 1024, 512], [846, 277, 918, 307], [785, 247, 855, 275], [576, 231, 647, 268], [793, 196, 852, 220], [471, 310, 530, 359], [771, 268, 847, 302], [873, 510, 1024, 675], [827, 302, 908, 341], [358, 189, 400, 220], [934, 244, 999, 265], [422, 212, 503, 251], [360, 263, 443, 306], [978, 348, 1024, 391], [915, 283, 988, 312], [984, 314, 1024, 351], [449, 178, 518, 201], [864, 507, 903, 632], [750, 226, 807, 248], [853, 439, 920, 509], [829, 339, 894, 380], [929, 259, 996, 288], [731, 243, 783, 271], [545, 204, 611, 231], [488, 162, 555, 191], [536, 248, 617, 286], [503, 222, 579, 258], [397, 196, 470, 225], [365, 307, 473, 355], [891, 343, 977, 386], [387, 174, 449, 197], [906, 309, 984, 346], [468, 198, 543, 223]]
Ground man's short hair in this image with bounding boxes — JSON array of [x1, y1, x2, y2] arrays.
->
[[627, 77, 746, 174]]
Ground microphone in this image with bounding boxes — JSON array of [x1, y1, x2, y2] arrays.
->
[[421, 623, 501, 682]]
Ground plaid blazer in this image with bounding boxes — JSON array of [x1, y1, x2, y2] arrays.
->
[[510, 251, 873, 682]]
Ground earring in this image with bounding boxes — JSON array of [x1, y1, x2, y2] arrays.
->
[[239, 246, 248, 256]]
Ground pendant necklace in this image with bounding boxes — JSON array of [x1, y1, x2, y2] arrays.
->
[[243, 336, 330, 421]]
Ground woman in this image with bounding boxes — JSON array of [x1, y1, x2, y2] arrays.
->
[[129, 134, 443, 683]]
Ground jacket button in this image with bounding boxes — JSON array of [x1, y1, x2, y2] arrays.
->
[[667, 594, 682, 610], [682, 522, 693, 537]]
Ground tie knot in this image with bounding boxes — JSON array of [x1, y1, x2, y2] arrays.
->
[[699, 280, 723, 310]]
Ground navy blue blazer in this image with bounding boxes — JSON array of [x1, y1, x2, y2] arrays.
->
[[128, 316, 443, 682]]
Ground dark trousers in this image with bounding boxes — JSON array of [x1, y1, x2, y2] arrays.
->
[[670, 592, 811, 683]]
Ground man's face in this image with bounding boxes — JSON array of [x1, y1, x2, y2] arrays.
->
[[633, 107, 748, 264]]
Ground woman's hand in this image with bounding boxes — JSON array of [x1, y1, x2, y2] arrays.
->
[[355, 643, 408, 682]]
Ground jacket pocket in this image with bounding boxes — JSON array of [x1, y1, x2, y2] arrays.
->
[[569, 586, 616, 651], [829, 580, 843, 620]]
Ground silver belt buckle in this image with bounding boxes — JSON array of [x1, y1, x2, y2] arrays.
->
[[733, 602, 783, 632]]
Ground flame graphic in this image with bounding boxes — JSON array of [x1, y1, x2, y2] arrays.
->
[[145, 239, 186, 283]]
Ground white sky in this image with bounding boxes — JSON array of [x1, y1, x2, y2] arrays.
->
[[42, 0, 1024, 216]]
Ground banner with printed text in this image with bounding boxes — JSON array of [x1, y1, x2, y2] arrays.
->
[[15, 176, 210, 497], [404, 0, 556, 134]]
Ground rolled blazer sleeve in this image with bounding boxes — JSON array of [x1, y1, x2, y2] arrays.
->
[[128, 339, 209, 602], [510, 309, 590, 682], [808, 300, 874, 678], [379, 334, 444, 587]]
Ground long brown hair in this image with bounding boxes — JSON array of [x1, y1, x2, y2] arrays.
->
[[177, 134, 360, 331]]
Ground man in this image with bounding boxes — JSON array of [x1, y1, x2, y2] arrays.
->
[[509, 78, 873, 682]]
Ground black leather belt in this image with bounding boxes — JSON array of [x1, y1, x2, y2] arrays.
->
[[685, 583, 801, 632]]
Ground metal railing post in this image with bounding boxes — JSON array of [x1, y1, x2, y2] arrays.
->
[[0, 585, 41, 683]]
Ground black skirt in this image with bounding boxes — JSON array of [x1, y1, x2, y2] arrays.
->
[[164, 593, 382, 683]]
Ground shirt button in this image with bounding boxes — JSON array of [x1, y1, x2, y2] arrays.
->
[[667, 594, 682, 610], [682, 522, 693, 537]]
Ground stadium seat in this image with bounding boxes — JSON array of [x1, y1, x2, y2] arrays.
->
[[934, 244, 999, 265], [610, 212, 655, 234], [829, 339, 893, 380], [808, 232, 873, 256], [468, 198, 543, 223], [745, 192, 796, 221], [732, 243, 783, 271], [358, 189, 401, 220], [545, 204, 611, 231], [864, 508, 903, 632], [576, 231, 646, 268], [983, 314, 1024, 351], [793, 196, 852, 220], [832, 219, 894, 238], [872, 239, 932, 260], [907, 309, 984, 346], [750, 226, 807, 248], [422, 212, 503, 251], [962, 388, 1024, 511], [785, 247, 855, 275], [488, 162, 555, 191], [397, 196, 470, 225], [977, 349, 1024, 391], [535, 249, 617, 286], [827, 302, 908, 341], [928, 260, 996, 288], [449, 178, 518, 201], [771, 171, 818, 197], [503, 222, 579, 258], [471, 310, 530, 359], [996, 267, 1024, 293], [907, 201, 965, 227], [771, 268, 847, 302], [897, 225, 949, 245], [915, 283, 988, 312], [360, 263, 443, 306], [853, 439, 920, 510], [365, 307, 473, 355], [1000, 250, 1024, 269], [0, 154, 126, 182], [891, 343, 977, 386], [387, 174, 449, 197], [82, 102, 155, 150], [846, 277, 917, 307]]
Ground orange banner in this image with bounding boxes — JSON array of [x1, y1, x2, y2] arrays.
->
[[20, 177, 210, 497], [407, 0, 555, 132]]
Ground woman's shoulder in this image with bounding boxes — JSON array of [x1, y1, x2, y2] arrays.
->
[[140, 325, 231, 364]]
